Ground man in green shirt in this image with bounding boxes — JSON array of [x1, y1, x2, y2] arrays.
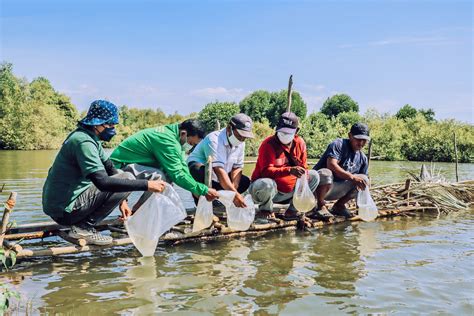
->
[[42, 100, 166, 245], [110, 119, 219, 205]]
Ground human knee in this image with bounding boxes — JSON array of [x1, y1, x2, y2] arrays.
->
[[317, 168, 333, 185], [249, 179, 276, 203]]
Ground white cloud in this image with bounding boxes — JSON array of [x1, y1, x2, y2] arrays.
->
[[369, 36, 451, 46], [301, 84, 326, 91], [339, 35, 456, 49], [190, 87, 246, 100], [59, 84, 98, 95]]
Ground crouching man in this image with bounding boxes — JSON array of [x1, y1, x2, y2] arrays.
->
[[187, 114, 253, 208], [42, 100, 166, 245], [110, 119, 219, 209], [249, 112, 322, 222], [313, 123, 370, 218]]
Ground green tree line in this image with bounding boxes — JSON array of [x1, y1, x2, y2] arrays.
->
[[1, 63, 472, 162]]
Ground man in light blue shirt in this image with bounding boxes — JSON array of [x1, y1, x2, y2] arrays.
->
[[188, 114, 254, 208]]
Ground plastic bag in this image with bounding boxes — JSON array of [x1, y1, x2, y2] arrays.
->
[[357, 188, 378, 221], [292, 171, 316, 212], [218, 191, 255, 231], [125, 184, 187, 256], [192, 196, 214, 232]]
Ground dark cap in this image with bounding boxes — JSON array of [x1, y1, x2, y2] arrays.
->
[[230, 113, 254, 138], [276, 112, 299, 133], [350, 123, 370, 140]]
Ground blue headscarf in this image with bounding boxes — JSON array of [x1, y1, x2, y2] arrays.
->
[[79, 100, 119, 126]]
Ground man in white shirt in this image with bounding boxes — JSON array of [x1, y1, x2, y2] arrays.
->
[[188, 113, 254, 208]]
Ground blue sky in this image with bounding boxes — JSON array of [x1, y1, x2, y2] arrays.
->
[[1, 0, 472, 122]]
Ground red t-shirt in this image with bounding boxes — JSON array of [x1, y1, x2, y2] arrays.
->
[[251, 134, 308, 193]]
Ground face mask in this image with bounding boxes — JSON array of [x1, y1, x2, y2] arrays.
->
[[182, 142, 193, 153], [277, 131, 295, 145], [98, 127, 116, 142], [228, 130, 243, 147]]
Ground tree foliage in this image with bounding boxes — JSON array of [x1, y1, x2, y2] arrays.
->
[[198, 101, 240, 132], [239, 89, 307, 127], [0, 63, 78, 149], [396, 104, 436, 122], [1, 63, 471, 163], [320, 94, 359, 117]]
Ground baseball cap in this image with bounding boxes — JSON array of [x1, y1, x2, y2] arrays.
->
[[276, 112, 299, 133], [350, 123, 370, 140], [230, 113, 254, 138]]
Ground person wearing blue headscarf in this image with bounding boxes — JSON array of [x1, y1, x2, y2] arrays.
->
[[42, 100, 166, 245]]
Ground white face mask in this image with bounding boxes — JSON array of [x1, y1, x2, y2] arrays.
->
[[277, 131, 295, 145], [182, 142, 193, 153], [228, 130, 243, 147]]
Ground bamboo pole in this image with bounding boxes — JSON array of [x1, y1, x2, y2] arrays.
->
[[13, 204, 448, 259], [0, 192, 17, 246], [454, 132, 459, 182], [16, 237, 132, 258], [287, 75, 293, 112], [205, 155, 213, 188], [3, 239, 23, 253], [4, 231, 54, 241], [57, 230, 87, 247], [404, 179, 411, 206], [7, 218, 121, 235], [367, 140, 373, 167]]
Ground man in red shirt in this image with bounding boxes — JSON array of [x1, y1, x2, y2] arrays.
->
[[249, 112, 327, 221]]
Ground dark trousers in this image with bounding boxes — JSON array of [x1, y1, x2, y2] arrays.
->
[[188, 161, 250, 203], [53, 172, 136, 226]]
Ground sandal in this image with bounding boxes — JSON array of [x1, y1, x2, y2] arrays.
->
[[254, 210, 275, 224], [330, 207, 354, 219], [307, 206, 334, 220], [282, 210, 302, 221]]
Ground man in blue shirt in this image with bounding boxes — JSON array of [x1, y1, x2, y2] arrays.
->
[[312, 123, 370, 218]]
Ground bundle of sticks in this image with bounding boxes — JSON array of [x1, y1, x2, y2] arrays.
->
[[371, 180, 473, 214]]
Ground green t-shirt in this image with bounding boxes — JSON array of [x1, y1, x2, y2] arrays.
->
[[42, 127, 107, 218], [110, 124, 208, 196]]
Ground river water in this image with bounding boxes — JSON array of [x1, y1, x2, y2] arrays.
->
[[0, 150, 473, 315]]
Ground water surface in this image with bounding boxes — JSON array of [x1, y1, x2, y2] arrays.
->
[[0, 150, 473, 315]]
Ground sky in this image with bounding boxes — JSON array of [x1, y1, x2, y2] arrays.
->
[[1, 0, 472, 122]]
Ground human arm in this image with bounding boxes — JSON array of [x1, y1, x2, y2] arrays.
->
[[214, 167, 246, 207], [87, 170, 166, 192], [326, 158, 367, 190], [103, 158, 120, 176], [230, 167, 242, 189], [152, 138, 208, 196], [258, 140, 305, 178]]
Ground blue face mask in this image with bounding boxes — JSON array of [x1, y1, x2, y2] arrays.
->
[[98, 127, 116, 142]]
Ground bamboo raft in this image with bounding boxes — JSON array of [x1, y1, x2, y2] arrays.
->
[[1, 169, 473, 262]]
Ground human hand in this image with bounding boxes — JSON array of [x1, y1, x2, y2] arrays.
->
[[205, 188, 219, 201], [119, 200, 132, 221], [289, 166, 306, 178], [233, 192, 247, 208], [351, 175, 367, 190], [147, 180, 166, 193]]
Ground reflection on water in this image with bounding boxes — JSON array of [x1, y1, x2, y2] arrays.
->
[[0, 150, 473, 314], [4, 212, 474, 314]]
